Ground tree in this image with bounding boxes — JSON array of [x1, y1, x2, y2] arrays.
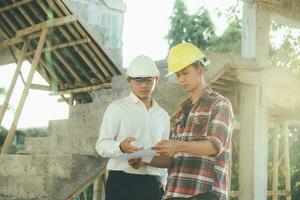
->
[[167, 0, 189, 48], [184, 9, 215, 50], [167, 0, 215, 50], [209, 18, 241, 54], [270, 23, 300, 73]]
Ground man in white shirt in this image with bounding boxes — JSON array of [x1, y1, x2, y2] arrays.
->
[[95, 55, 170, 200]]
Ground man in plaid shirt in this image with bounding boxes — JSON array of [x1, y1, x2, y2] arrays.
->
[[155, 42, 235, 200]]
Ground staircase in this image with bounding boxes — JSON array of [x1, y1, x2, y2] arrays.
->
[[0, 100, 109, 199], [0, 75, 187, 200]]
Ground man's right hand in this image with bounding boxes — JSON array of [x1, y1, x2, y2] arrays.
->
[[119, 137, 142, 153]]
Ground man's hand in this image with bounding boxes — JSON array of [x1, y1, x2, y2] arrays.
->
[[128, 158, 146, 169], [119, 137, 142, 153], [155, 140, 180, 157]]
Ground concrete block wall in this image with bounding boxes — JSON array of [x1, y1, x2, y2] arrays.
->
[[66, 0, 125, 67]]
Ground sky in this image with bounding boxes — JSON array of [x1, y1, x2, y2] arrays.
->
[[122, 0, 238, 66], [0, 0, 238, 129]]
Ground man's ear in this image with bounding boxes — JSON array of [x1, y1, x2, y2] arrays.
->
[[198, 67, 205, 75], [155, 76, 160, 83]]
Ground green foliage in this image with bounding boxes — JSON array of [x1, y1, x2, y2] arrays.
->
[[167, 0, 215, 50], [267, 127, 300, 200], [270, 23, 300, 73], [167, 0, 189, 48], [184, 9, 216, 50], [0, 126, 8, 147], [0, 87, 5, 96], [209, 19, 241, 54]]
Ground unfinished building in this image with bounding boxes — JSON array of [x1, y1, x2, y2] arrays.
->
[[0, 0, 299, 199]]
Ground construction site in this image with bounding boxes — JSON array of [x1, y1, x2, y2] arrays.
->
[[0, 0, 300, 199]]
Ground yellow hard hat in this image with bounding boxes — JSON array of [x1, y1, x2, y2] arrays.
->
[[166, 42, 209, 76]]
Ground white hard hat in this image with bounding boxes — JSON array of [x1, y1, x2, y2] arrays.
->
[[126, 55, 160, 77]]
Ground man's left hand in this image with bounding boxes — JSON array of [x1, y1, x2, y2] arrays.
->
[[128, 158, 146, 169], [155, 140, 179, 157]]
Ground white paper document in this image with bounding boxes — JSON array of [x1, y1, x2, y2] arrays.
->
[[119, 148, 157, 162]]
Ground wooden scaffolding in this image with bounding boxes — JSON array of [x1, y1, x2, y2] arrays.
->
[[0, 0, 121, 153]]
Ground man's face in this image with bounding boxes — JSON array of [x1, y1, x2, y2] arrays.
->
[[128, 77, 158, 100], [175, 65, 204, 92]]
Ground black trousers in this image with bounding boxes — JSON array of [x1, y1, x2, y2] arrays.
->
[[166, 192, 215, 200], [105, 170, 164, 200]]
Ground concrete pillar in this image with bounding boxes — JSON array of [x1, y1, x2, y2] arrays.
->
[[241, 1, 270, 66], [239, 85, 269, 200], [240, 2, 271, 198]]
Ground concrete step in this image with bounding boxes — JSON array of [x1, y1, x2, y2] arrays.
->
[[48, 119, 100, 138], [52, 135, 98, 156], [0, 155, 73, 178], [68, 100, 110, 121], [47, 155, 108, 200], [23, 137, 51, 154], [0, 175, 46, 199], [24, 135, 98, 156]]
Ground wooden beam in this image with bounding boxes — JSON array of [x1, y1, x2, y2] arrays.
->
[[283, 122, 291, 200], [93, 175, 104, 200], [2, 32, 40, 47], [210, 84, 235, 93], [230, 190, 292, 197], [79, 191, 87, 200], [272, 122, 280, 200], [65, 169, 106, 200], [30, 84, 51, 91], [0, 0, 32, 13], [15, 15, 78, 38], [0, 42, 27, 127], [9, 1, 79, 87], [25, 38, 91, 57], [1, 28, 48, 154], [41, 1, 93, 83], [50, 83, 111, 96], [53, 1, 118, 76]]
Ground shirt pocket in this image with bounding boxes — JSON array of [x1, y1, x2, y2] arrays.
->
[[191, 113, 209, 137]]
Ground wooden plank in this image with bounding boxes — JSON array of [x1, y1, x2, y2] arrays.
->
[[272, 122, 280, 200], [4, 5, 67, 88], [50, 83, 111, 96], [43, 49, 73, 85], [283, 122, 291, 200], [52, 50, 84, 83], [12, 2, 82, 86], [38, 1, 93, 84], [0, 42, 27, 127], [65, 169, 106, 200], [39, 57, 65, 86], [267, 190, 291, 196], [0, 0, 32, 13], [30, 84, 51, 91], [0, 9, 19, 32], [55, 0, 119, 75], [15, 15, 78, 38], [1, 28, 48, 154], [2, 32, 40, 47], [25, 38, 91, 57], [79, 191, 87, 200], [210, 84, 235, 93]]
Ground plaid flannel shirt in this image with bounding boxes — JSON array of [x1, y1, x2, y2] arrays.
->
[[165, 88, 234, 200]]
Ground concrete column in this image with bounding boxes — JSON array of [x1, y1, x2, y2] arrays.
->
[[239, 85, 269, 200], [241, 1, 270, 66]]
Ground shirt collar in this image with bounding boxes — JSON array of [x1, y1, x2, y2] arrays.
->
[[181, 87, 213, 108], [128, 92, 159, 110]]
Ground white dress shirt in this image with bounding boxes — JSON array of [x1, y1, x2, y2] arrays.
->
[[95, 92, 170, 185]]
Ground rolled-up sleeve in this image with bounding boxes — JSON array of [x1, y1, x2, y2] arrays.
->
[[95, 103, 123, 158], [206, 98, 234, 156]]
